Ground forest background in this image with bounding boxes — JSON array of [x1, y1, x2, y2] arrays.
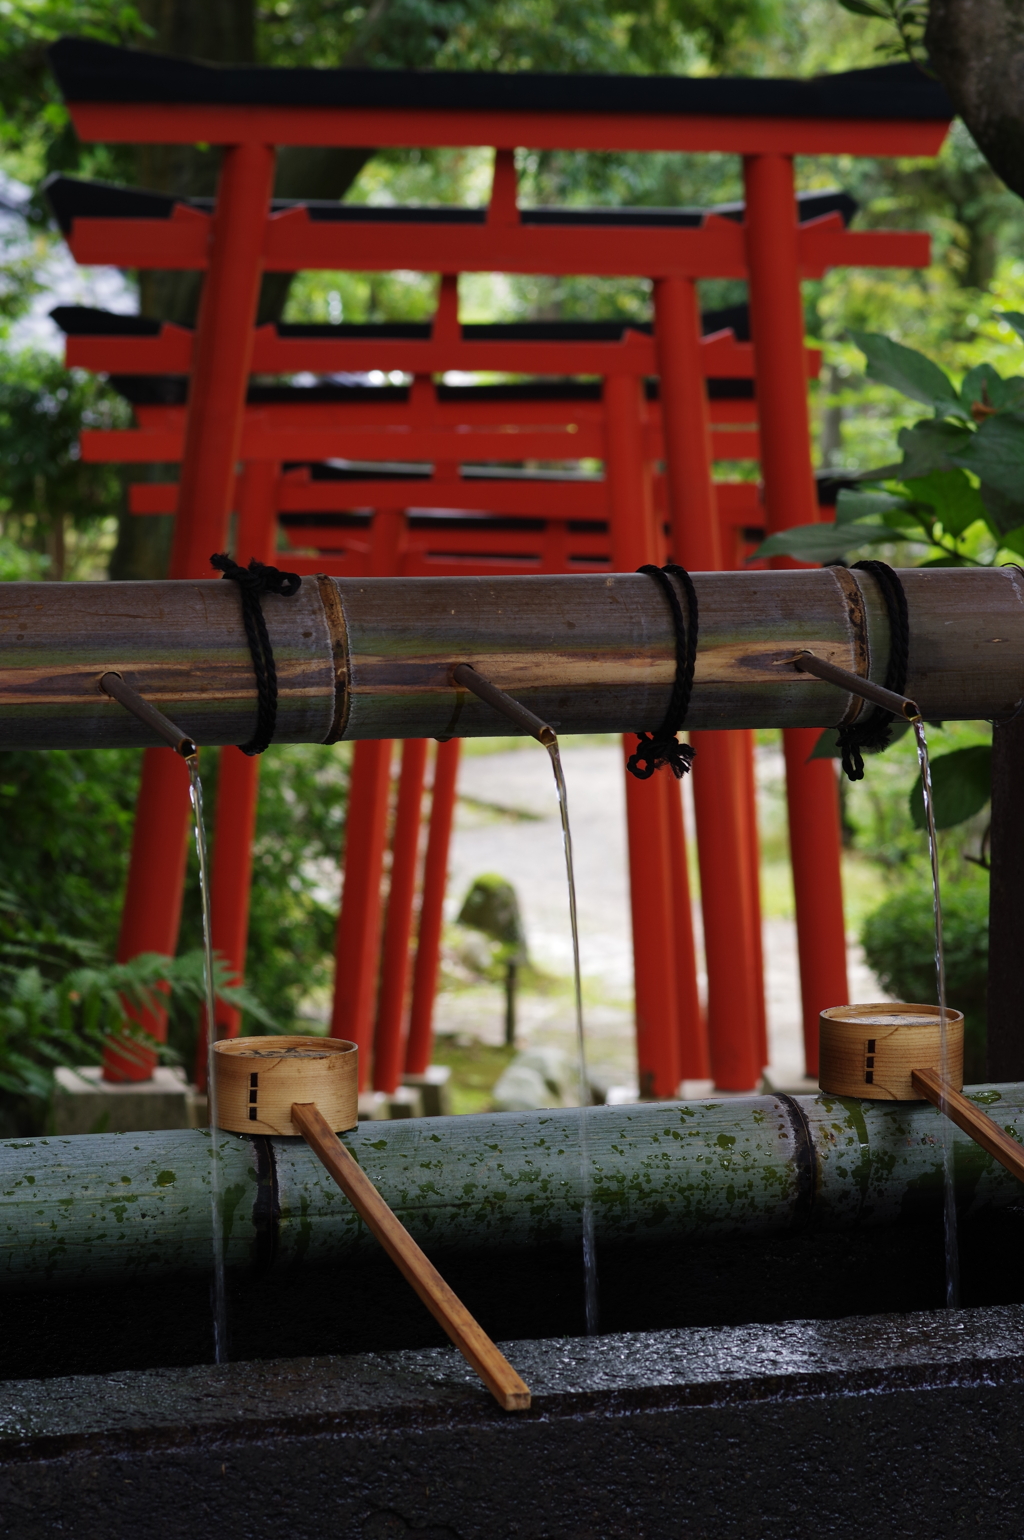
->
[[0, 0, 1011, 1115]]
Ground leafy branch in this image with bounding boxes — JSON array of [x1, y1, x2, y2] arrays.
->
[[0, 886, 272, 1112], [754, 322, 1024, 570], [836, 0, 931, 67]]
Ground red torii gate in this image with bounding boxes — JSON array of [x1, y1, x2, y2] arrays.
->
[[48, 37, 951, 1097], [64, 300, 817, 1095]]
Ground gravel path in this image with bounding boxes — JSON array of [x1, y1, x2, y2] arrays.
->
[[435, 742, 886, 1096]]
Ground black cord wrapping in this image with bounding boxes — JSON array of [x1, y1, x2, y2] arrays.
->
[[627, 563, 698, 780], [210, 554, 302, 756], [835, 559, 910, 783]]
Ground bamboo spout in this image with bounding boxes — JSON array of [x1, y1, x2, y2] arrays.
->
[[451, 663, 556, 745], [99, 672, 197, 758], [792, 651, 921, 721]]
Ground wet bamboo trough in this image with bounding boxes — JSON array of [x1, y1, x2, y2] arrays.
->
[[2, 1088, 1022, 1293], [0, 566, 1021, 748]]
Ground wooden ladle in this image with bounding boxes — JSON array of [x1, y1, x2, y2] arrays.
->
[[911, 1068, 1024, 1185], [291, 1102, 530, 1411], [212, 1037, 530, 1411]]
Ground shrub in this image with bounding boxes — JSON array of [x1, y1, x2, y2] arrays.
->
[[860, 882, 989, 1082]]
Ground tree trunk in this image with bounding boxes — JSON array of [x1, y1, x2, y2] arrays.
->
[[926, 0, 1024, 202]]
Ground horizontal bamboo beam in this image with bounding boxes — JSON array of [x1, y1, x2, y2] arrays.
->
[[2, 1088, 1022, 1294], [0, 566, 1020, 749]]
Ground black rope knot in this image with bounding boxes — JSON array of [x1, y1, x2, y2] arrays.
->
[[627, 729, 696, 781], [835, 559, 910, 783], [211, 554, 302, 756], [626, 563, 698, 781]]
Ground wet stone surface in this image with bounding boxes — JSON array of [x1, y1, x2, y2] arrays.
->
[[3, 1307, 1024, 1538], [2, 1304, 1024, 1456]]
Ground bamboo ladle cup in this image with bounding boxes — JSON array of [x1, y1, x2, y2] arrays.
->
[[212, 1038, 530, 1412]]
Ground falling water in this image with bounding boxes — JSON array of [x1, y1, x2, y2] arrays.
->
[[187, 756, 229, 1362], [913, 720, 961, 1309], [545, 740, 599, 1335]]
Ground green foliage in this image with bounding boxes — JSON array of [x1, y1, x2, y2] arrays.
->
[[861, 883, 989, 1081], [0, 882, 261, 1134], [851, 328, 964, 414], [835, 0, 927, 64], [755, 328, 1024, 567], [0, 1, 145, 186], [257, 0, 775, 74], [909, 744, 992, 831], [0, 352, 129, 578], [0, 749, 139, 947]]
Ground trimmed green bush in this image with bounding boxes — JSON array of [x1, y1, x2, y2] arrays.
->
[[861, 883, 989, 1083]]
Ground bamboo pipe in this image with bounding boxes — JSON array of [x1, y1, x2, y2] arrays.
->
[[0, 566, 1022, 749], [4, 1088, 1024, 1294]]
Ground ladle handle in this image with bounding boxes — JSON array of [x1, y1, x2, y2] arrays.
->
[[290, 1101, 531, 1412], [911, 1068, 1024, 1185]]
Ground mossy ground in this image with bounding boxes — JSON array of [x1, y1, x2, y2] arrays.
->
[[430, 1035, 518, 1115]]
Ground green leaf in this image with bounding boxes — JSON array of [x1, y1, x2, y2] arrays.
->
[[896, 419, 973, 479], [900, 469, 988, 538], [954, 412, 1024, 503], [849, 329, 963, 413], [909, 744, 992, 830], [960, 363, 1024, 415], [837, 0, 892, 14], [809, 729, 842, 760], [998, 525, 1024, 557], [835, 488, 913, 525], [750, 521, 900, 565], [980, 482, 1024, 538], [997, 311, 1024, 345], [960, 363, 1003, 411]]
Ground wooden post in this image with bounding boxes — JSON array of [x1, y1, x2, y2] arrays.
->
[[655, 274, 762, 1091], [782, 727, 848, 1079], [987, 712, 1024, 1080], [194, 459, 280, 1085], [605, 369, 681, 1098], [405, 739, 461, 1076], [105, 745, 192, 1082], [737, 730, 768, 1071], [664, 773, 709, 1080], [328, 506, 408, 1084], [329, 738, 393, 1086], [171, 143, 276, 580], [744, 151, 849, 1067], [373, 737, 429, 1094], [113, 144, 276, 1079], [689, 731, 763, 1090]]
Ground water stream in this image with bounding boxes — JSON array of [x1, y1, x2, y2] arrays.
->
[[187, 756, 230, 1362], [913, 721, 961, 1309], [545, 740, 599, 1335]]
